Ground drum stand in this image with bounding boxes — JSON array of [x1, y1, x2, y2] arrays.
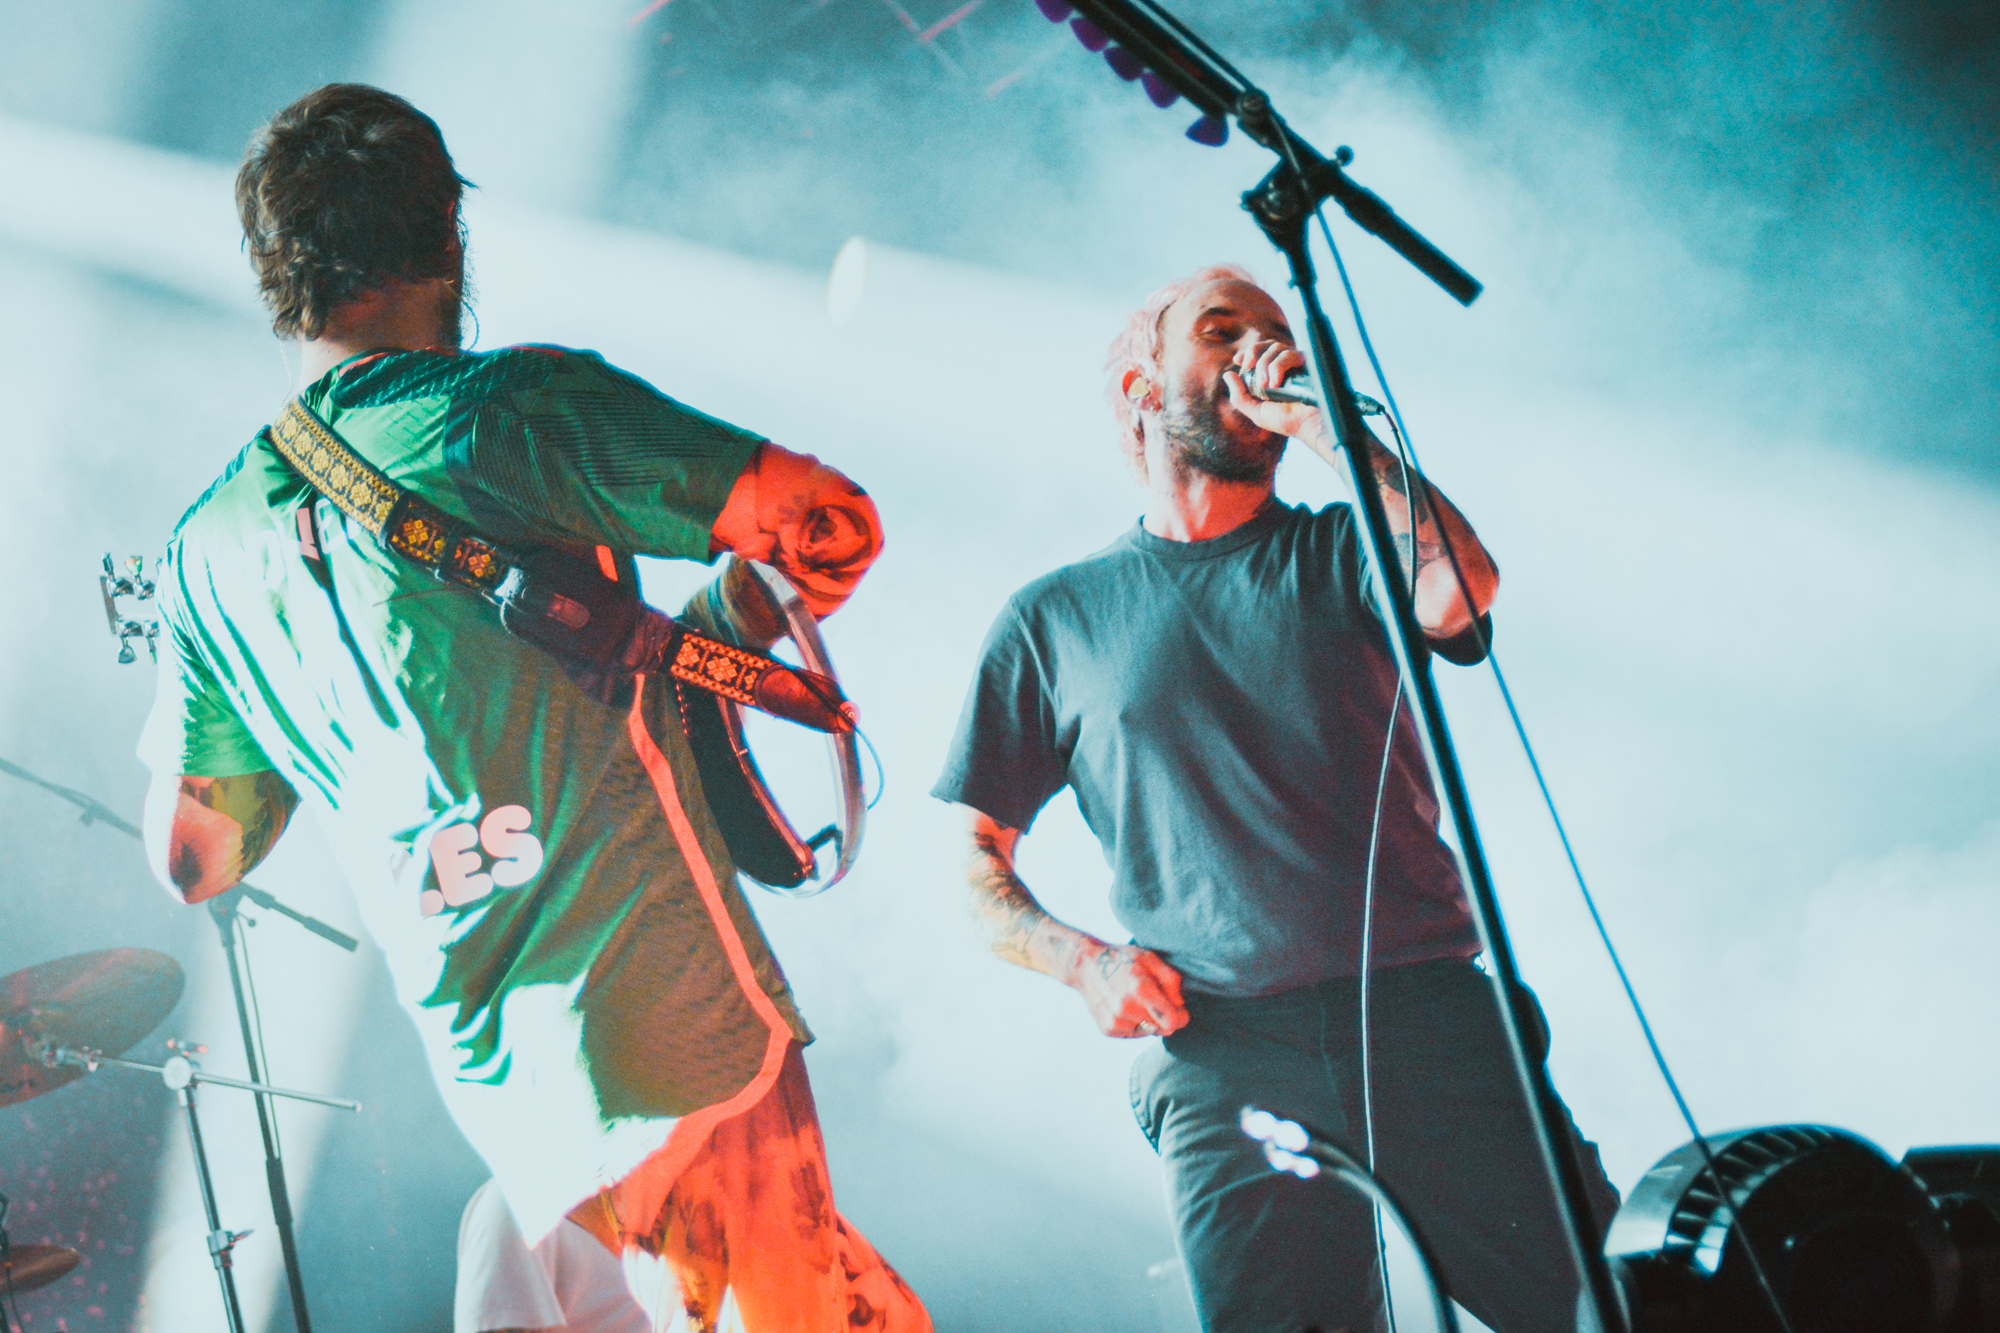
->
[[37, 1043, 360, 1333]]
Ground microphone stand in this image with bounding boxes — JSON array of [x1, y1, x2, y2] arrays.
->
[[1057, 4, 1626, 1328], [208, 886, 358, 1333], [0, 754, 359, 1333]]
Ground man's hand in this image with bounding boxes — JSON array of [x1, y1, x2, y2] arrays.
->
[[1066, 939, 1189, 1039], [1222, 335, 1499, 640], [1221, 336, 1326, 447], [709, 443, 882, 620], [963, 807, 1190, 1039]]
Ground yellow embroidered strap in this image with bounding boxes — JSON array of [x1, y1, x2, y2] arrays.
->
[[265, 397, 847, 728], [271, 398, 398, 538], [667, 633, 770, 710], [269, 398, 508, 595]]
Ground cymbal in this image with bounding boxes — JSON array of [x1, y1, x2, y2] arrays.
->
[[0, 949, 184, 1105], [0, 1244, 79, 1294]]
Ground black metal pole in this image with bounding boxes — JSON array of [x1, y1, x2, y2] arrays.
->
[[1244, 165, 1628, 1333], [179, 1082, 248, 1333], [210, 897, 314, 1333]]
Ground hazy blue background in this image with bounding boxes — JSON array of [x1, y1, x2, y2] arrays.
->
[[0, 1, 1995, 1330]]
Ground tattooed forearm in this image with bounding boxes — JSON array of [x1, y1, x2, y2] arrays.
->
[[1371, 442, 1440, 539], [1364, 432, 1499, 636], [232, 772, 298, 872], [965, 823, 1095, 981], [967, 831, 1052, 970], [1370, 447, 1414, 503], [159, 771, 299, 900], [186, 772, 299, 870]]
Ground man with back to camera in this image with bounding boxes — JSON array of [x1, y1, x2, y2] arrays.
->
[[138, 83, 929, 1331], [932, 264, 1619, 1331]]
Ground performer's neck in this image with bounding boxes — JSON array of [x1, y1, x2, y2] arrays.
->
[[1142, 473, 1275, 543], [297, 277, 458, 385]]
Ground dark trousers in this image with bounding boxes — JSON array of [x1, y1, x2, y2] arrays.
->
[[1129, 959, 1620, 1333]]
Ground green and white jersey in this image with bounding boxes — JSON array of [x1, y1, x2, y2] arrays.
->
[[140, 346, 810, 1241]]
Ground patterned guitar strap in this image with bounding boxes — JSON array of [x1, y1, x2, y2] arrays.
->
[[265, 396, 855, 735]]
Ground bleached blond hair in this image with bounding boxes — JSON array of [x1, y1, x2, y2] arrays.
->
[[1102, 263, 1260, 475]]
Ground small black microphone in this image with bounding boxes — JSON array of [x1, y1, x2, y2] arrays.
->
[[1240, 367, 1385, 417]]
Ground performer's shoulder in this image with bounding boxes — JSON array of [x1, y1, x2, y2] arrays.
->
[[999, 527, 1146, 618], [168, 433, 282, 540], [326, 344, 588, 409], [1289, 498, 1355, 528], [326, 347, 746, 446], [1278, 498, 1361, 549]]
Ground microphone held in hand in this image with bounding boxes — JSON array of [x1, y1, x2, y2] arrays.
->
[[1243, 367, 1385, 417]]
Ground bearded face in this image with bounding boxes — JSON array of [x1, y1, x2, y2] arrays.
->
[[1143, 277, 1294, 485], [1158, 376, 1285, 484]]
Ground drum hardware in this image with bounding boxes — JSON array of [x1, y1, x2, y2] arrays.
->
[[31, 1039, 359, 1333], [8, 734, 359, 1333], [0, 1187, 82, 1329], [1, 948, 359, 1333]]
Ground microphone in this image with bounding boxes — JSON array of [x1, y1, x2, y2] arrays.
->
[[1240, 367, 1386, 417]]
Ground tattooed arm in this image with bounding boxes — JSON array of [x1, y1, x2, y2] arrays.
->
[[1224, 341, 1498, 640], [142, 770, 299, 905], [962, 806, 1188, 1038], [1350, 430, 1498, 640]]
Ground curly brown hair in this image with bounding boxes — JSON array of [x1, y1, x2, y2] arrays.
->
[[236, 84, 471, 340]]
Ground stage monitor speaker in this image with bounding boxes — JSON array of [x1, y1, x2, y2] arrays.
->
[[1906, 1147, 2000, 1331], [1602, 1124, 1965, 1333]]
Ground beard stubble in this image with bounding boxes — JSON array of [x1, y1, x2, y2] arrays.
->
[[1159, 387, 1284, 484]]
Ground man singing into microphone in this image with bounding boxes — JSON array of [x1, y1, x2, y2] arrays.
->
[[139, 84, 926, 1331], [933, 265, 1617, 1331]]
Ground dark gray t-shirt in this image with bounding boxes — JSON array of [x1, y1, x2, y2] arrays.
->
[[933, 501, 1481, 996]]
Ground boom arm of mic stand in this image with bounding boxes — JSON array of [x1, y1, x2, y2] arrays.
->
[[1065, 0, 1481, 305], [1284, 144, 1483, 307], [227, 884, 359, 953]]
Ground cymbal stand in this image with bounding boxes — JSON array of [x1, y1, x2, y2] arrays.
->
[[39, 1043, 360, 1333], [2, 749, 362, 1333]]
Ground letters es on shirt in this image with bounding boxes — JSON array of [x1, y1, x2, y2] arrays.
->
[[423, 805, 545, 917]]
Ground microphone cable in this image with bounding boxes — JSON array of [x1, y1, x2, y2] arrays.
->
[[1357, 674, 1407, 1333], [1306, 195, 1797, 1333]]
